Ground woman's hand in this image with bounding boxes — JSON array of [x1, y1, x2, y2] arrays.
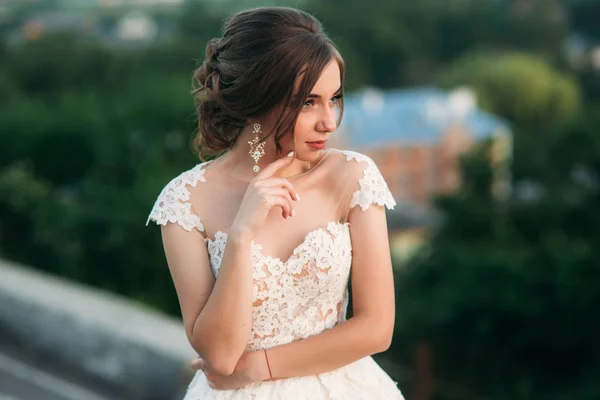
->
[[230, 151, 300, 241], [191, 350, 271, 390]]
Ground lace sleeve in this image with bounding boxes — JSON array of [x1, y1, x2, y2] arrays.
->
[[146, 163, 209, 232], [342, 150, 396, 211]]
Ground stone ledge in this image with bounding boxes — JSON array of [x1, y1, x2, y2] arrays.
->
[[0, 258, 197, 400]]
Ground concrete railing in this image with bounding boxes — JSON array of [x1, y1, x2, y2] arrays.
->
[[0, 258, 197, 400]]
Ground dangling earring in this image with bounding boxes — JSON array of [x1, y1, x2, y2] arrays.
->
[[307, 161, 311, 170], [248, 123, 266, 175]]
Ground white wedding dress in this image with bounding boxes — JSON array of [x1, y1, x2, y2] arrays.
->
[[147, 149, 405, 400]]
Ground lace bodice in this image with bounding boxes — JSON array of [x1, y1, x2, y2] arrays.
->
[[147, 149, 396, 350]]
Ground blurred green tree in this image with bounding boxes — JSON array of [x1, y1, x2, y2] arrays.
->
[[0, 33, 201, 314], [178, 0, 226, 41], [440, 52, 580, 129], [568, 0, 600, 40], [305, 0, 568, 89], [392, 108, 600, 399], [0, 7, 598, 397]]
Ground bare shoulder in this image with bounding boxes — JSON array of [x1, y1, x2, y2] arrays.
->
[[326, 148, 377, 177], [327, 148, 376, 163]]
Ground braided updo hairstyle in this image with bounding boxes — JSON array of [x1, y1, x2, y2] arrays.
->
[[192, 7, 345, 160]]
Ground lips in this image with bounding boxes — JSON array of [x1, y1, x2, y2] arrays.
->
[[307, 140, 327, 150]]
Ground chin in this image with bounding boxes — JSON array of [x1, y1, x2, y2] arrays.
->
[[296, 149, 321, 162]]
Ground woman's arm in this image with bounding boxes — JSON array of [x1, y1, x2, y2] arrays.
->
[[195, 203, 395, 388], [263, 203, 395, 379], [164, 155, 301, 377], [162, 223, 254, 376]]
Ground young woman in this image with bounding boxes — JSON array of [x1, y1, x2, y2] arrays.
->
[[147, 7, 404, 399]]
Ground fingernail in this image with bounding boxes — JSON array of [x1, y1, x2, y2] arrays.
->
[[296, 193, 300, 201], [287, 151, 294, 157], [291, 210, 295, 217]]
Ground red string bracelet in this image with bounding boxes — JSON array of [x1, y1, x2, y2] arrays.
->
[[264, 349, 273, 379]]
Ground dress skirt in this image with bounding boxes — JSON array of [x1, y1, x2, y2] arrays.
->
[[183, 356, 405, 400]]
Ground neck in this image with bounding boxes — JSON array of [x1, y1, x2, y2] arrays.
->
[[217, 126, 310, 181]]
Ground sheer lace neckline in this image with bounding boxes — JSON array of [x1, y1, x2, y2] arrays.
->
[[206, 221, 349, 267]]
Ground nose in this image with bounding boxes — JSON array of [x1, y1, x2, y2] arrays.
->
[[317, 106, 337, 133]]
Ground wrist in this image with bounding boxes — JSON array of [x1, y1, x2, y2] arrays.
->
[[229, 225, 254, 244], [252, 350, 272, 382]]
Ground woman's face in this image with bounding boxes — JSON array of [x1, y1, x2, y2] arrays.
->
[[277, 60, 342, 162]]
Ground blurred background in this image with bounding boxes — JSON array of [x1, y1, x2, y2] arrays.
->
[[0, 0, 599, 399]]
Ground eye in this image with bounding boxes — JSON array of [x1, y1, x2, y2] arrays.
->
[[330, 94, 343, 105], [303, 99, 314, 109]]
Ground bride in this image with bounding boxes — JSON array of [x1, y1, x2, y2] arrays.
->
[[147, 6, 404, 399]]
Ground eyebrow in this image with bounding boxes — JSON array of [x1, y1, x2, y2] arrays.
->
[[307, 87, 342, 99]]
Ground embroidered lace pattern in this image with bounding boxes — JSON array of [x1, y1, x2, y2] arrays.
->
[[148, 150, 404, 399], [146, 150, 395, 350], [146, 162, 211, 232], [205, 222, 352, 350], [333, 149, 397, 211]]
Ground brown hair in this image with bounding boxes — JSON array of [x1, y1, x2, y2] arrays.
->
[[192, 7, 345, 160]]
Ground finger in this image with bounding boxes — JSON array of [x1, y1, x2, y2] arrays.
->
[[264, 188, 295, 218], [191, 357, 204, 370], [205, 373, 217, 381], [267, 195, 291, 219], [257, 177, 299, 201], [192, 356, 203, 368], [254, 151, 295, 180], [268, 195, 291, 219], [206, 376, 222, 390], [257, 187, 289, 218]]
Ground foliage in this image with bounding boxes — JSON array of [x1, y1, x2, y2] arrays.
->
[[0, 2, 598, 398], [568, 0, 600, 40], [0, 35, 201, 314], [305, 0, 567, 89], [440, 52, 581, 130], [392, 110, 600, 399]]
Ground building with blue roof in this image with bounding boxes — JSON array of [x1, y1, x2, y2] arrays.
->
[[334, 86, 512, 262], [339, 86, 510, 148]]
